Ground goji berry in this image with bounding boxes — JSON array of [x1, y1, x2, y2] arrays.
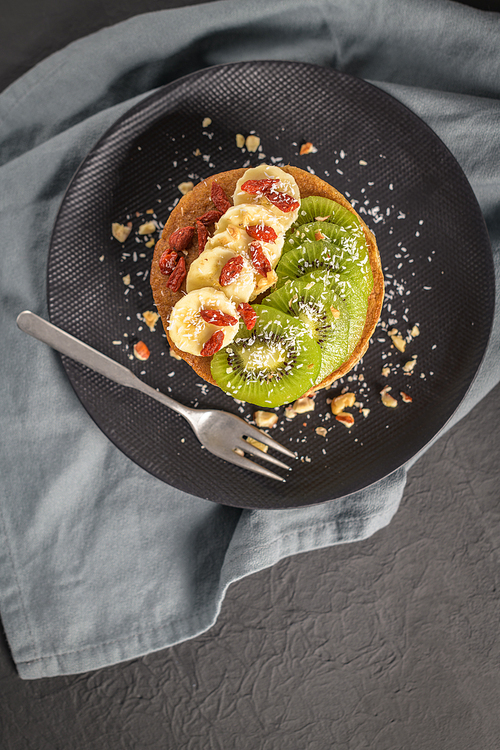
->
[[219, 255, 244, 286], [168, 225, 195, 252], [246, 224, 278, 243], [237, 303, 257, 330], [249, 242, 271, 276], [197, 209, 223, 225], [200, 309, 238, 326], [166, 256, 186, 291], [196, 219, 208, 254], [240, 178, 279, 195], [265, 190, 300, 213], [210, 181, 231, 213], [200, 330, 224, 356], [158, 250, 178, 275]]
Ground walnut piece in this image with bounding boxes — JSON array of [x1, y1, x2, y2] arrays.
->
[[330, 392, 356, 415], [388, 329, 406, 353], [381, 386, 398, 408], [293, 397, 315, 414], [138, 221, 156, 235], [245, 135, 260, 152], [133, 341, 150, 361], [178, 181, 194, 195], [253, 411, 278, 429], [112, 222, 132, 243], [246, 436, 268, 453], [336, 413, 355, 428], [299, 142, 317, 155], [142, 310, 159, 332]]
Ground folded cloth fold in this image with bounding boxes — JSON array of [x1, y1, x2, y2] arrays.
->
[[1, 0, 499, 678]]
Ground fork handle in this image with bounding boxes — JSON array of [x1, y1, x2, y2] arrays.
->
[[16, 311, 195, 420]]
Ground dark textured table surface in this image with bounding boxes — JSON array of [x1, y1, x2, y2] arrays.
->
[[1, 1, 499, 748]]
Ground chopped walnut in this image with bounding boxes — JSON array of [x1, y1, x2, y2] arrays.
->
[[411, 325, 420, 338], [381, 366, 391, 377], [299, 142, 317, 155], [142, 310, 159, 332], [202, 117, 212, 127], [336, 413, 355, 428], [388, 329, 406, 353], [245, 135, 260, 152], [246, 436, 268, 453], [315, 426, 328, 437], [403, 358, 417, 374], [112, 222, 132, 243], [401, 391, 413, 403], [178, 181, 194, 195], [122, 274, 131, 286], [381, 386, 398, 408], [293, 397, 315, 414], [138, 221, 156, 235], [330, 392, 356, 415], [133, 341, 150, 361], [236, 133, 245, 148], [253, 411, 278, 429], [169, 349, 182, 361], [284, 405, 298, 419]]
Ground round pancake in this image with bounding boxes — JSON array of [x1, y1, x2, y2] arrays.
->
[[150, 166, 384, 396]]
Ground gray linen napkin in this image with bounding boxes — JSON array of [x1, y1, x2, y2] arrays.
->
[[1, 0, 499, 679]]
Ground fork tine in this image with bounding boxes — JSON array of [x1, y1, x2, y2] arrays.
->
[[225, 449, 287, 482], [239, 422, 297, 459], [236, 437, 292, 471]]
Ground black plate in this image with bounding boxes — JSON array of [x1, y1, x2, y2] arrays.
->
[[47, 61, 494, 509]]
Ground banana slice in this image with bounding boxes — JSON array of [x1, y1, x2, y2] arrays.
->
[[232, 165, 300, 231], [168, 287, 239, 356], [186, 246, 256, 304], [210, 204, 285, 267]]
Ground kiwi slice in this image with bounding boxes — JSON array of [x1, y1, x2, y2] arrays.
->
[[263, 275, 350, 384], [275, 240, 370, 297], [283, 221, 373, 292], [295, 196, 362, 233], [210, 305, 321, 408]]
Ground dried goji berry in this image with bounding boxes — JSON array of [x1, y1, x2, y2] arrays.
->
[[265, 190, 300, 213], [158, 250, 178, 275], [200, 309, 238, 326], [240, 178, 279, 195], [168, 225, 195, 252], [200, 329, 224, 356], [249, 242, 271, 276], [196, 220, 208, 254], [237, 303, 257, 330], [246, 224, 278, 243], [197, 209, 223, 225], [210, 181, 231, 213], [219, 255, 244, 286], [166, 256, 186, 291]]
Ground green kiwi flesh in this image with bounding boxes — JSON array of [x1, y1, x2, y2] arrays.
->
[[262, 275, 350, 385], [275, 240, 371, 297], [295, 196, 363, 233], [283, 221, 373, 291], [210, 305, 322, 408]]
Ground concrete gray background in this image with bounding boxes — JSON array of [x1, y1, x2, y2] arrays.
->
[[1, 1, 499, 748]]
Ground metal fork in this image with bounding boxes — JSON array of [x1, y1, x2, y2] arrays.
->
[[17, 311, 296, 482]]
